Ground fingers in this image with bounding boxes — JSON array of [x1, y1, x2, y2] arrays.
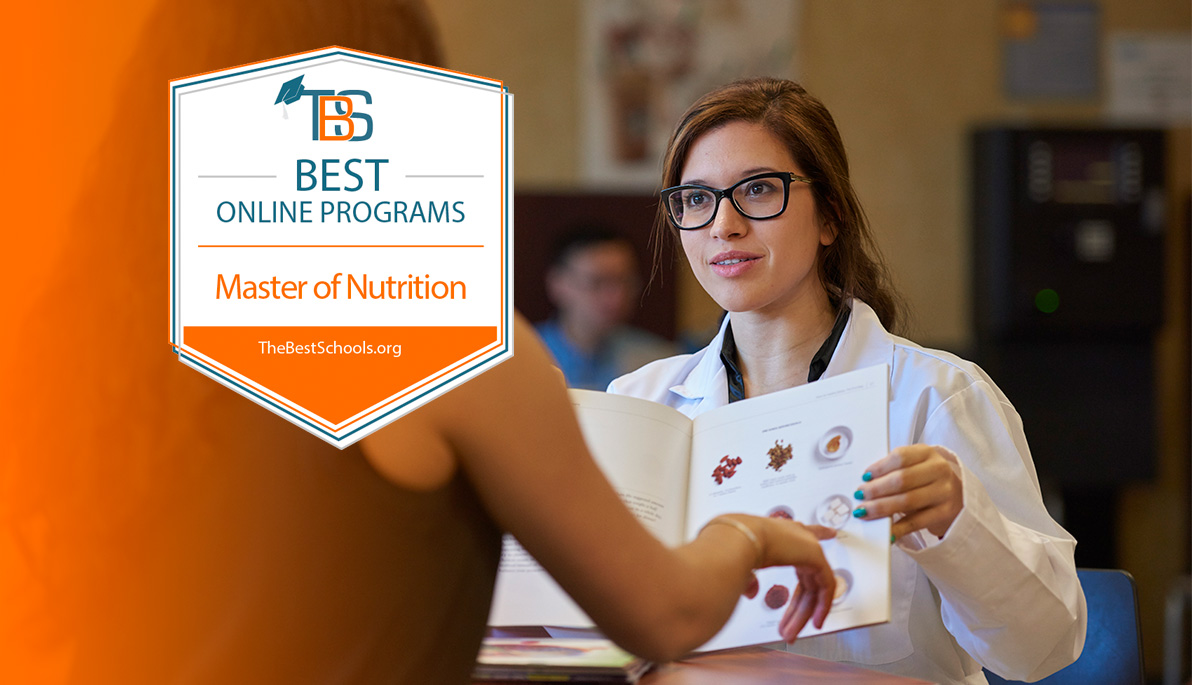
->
[[744, 516, 835, 643], [802, 567, 833, 630], [779, 578, 817, 641], [862, 446, 959, 496], [861, 444, 933, 480], [890, 505, 956, 539], [857, 457, 949, 499], [779, 568, 836, 643], [779, 583, 807, 638], [854, 445, 963, 538], [803, 524, 837, 541], [854, 482, 948, 520], [813, 573, 834, 629], [738, 516, 842, 643]]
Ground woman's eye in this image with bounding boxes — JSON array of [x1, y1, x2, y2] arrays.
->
[[685, 190, 711, 208], [745, 180, 776, 196]]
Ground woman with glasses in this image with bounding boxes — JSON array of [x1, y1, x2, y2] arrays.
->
[[608, 78, 1085, 685]]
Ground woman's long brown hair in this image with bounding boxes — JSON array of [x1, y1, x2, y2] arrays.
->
[[656, 77, 905, 333]]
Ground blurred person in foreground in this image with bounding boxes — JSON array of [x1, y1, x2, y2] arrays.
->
[[538, 226, 678, 390], [2, 3, 837, 684]]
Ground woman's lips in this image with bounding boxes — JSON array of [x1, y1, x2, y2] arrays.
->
[[709, 251, 761, 277]]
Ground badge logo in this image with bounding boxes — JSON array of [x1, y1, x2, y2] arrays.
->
[[170, 48, 513, 447], [273, 74, 374, 141]]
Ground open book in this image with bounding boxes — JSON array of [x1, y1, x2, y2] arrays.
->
[[488, 364, 891, 652]]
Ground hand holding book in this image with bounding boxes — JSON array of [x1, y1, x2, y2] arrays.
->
[[853, 444, 964, 540]]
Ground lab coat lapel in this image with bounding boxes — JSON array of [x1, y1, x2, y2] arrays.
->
[[668, 315, 732, 415], [820, 300, 896, 382]]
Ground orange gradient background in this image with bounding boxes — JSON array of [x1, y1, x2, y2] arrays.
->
[[3, 5, 160, 682], [1, 2, 451, 682]]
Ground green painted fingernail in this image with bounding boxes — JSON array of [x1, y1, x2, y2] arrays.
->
[[854, 489, 865, 500], [862, 472, 873, 482], [853, 507, 867, 518], [890, 534, 896, 544]]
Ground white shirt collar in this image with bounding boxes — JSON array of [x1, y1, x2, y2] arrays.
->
[[668, 300, 896, 403], [667, 314, 731, 406]]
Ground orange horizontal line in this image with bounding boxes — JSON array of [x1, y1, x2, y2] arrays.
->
[[196, 244, 485, 248]]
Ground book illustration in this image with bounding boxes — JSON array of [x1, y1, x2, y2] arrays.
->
[[763, 584, 790, 610], [833, 569, 854, 605], [712, 455, 742, 484], [766, 505, 795, 520], [765, 440, 793, 471], [814, 494, 855, 530], [817, 425, 853, 461]]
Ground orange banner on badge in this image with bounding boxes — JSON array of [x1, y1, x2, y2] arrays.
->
[[184, 326, 498, 425]]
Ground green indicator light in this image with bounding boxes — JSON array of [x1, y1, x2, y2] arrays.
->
[[1035, 288, 1060, 314]]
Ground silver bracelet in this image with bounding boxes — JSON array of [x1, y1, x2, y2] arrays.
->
[[700, 516, 763, 568]]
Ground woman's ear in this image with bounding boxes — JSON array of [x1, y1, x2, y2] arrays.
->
[[818, 215, 838, 246], [817, 196, 842, 246]]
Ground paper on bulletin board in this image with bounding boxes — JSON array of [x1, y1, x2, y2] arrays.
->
[[1108, 33, 1192, 125], [579, 0, 802, 190], [1001, 1, 1099, 99]]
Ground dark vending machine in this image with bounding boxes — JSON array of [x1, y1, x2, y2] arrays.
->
[[971, 128, 1165, 565]]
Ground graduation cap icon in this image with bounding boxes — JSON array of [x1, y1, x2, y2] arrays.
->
[[274, 75, 305, 105]]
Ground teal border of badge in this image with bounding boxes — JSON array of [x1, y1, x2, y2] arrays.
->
[[169, 51, 513, 444]]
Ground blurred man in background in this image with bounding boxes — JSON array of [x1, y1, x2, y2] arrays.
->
[[537, 226, 677, 390]]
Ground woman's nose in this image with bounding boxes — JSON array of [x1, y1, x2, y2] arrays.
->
[[708, 196, 747, 240]]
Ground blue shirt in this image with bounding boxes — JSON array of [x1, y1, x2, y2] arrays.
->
[[536, 319, 677, 391]]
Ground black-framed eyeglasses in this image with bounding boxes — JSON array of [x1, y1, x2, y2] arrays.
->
[[661, 172, 814, 231]]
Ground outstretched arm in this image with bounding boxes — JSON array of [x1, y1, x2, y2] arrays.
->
[[365, 315, 835, 661]]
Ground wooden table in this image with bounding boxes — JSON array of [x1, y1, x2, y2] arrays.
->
[[482, 628, 932, 684], [644, 647, 932, 684]]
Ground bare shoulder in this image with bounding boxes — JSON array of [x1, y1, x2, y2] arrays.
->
[[359, 406, 456, 492], [361, 314, 563, 490], [428, 314, 567, 431]]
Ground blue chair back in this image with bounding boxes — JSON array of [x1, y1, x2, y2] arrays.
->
[[984, 568, 1144, 685]]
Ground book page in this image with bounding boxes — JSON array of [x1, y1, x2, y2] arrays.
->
[[487, 389, 693, 627], [684, 364, 891, 652]]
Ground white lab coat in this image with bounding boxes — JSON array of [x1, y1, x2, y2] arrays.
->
[[608, 300, 1086, 685]]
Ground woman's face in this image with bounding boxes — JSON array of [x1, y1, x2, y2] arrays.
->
[[677, 120, 833, 317]]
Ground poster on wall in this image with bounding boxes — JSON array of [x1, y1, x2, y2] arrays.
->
[[1000, 1, 1099, 100], [1107, 33, 1192, 125], [580, 0, 801, 190]]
